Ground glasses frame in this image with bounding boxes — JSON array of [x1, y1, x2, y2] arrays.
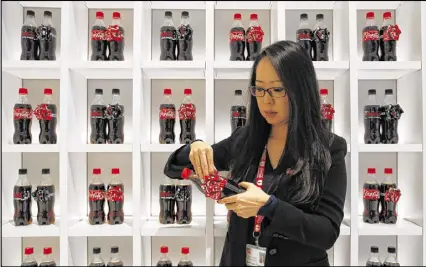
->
[[248, 85, 287, 98]]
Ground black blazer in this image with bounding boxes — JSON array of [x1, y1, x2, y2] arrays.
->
[[164, 128, 348, 266]]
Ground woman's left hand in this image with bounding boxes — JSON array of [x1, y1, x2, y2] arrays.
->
[[217, 182, 270, 219]]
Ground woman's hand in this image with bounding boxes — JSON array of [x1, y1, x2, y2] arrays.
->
[[189, 141, 215, 179], [218, 182, 270, 219]]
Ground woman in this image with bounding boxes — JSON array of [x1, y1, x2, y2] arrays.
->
[[163, 40, 347, 266]]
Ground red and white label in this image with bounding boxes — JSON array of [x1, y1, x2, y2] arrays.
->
[[106, 185, 124, 202], [89, 190, 105, 201], [229, 30, 245, 42], [34, 104, 55, 121], [14, 108, 33, 120], [383, 25, 402, 41], [384, 188, 401, 203], [179, 104, 196, 120], [247, 26, 264, 43], [297, 32, 311, 41], [160, 191, 175, 199], [365, 111, 380, 119], [105, 25, 123, 42], [91, 29, 105, 41], [160, 31, 175, 40], [363, 188, 380, 200], [21, 31, 35, 39], [159, 108, 176, 120], [91, 111, 104, 118], [363, 30, 379, 42]]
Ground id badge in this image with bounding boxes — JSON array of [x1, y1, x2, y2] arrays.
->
[[246, 244, 266, 266]]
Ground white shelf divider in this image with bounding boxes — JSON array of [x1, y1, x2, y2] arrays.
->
[[2, 219, 61, 237], [421, 2, 426, 265], [68, 217, 134, 237]]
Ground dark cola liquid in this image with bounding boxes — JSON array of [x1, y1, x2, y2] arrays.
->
[[383, 262, 400, 267], [33, 185, 55, 225], [364, 105, 381, 144], [363, 182, 380, 224], [91, 25, 108, 61], [312, 28, 329, 61], [107, 104, 125, 144], [21, 261, 38, 267], [13, 103, 33, 144], [160, 25, 177, 60], [107, 261, 123, 266], [178, 261, 194, 267], [175, 184, 192, 224], [89, 263, 105, 267], [296, 28, 312, 58], [13, 185, 32, 226], [39, 104, 58, 144], [108, 26, 125, 61], [38, 25, 57, 60], [179, 104, 196, 144], [21, 25, 39, 60], [159, 184, 176, 224], [39, 261, 56, 266], [159, 104, 176, 144], [380, 25, 397, 61], [177, 24, 193, 60], [362, 25, 380, 61], [107, 183, 124, 225], [246, 26, 263, 61], [156, 260, 173, 267], [380, 105, 398, 144], [89, 183, 106, 225], [230, 26, 245, 61], [380, 182, 398, 224], [90, 104, 107, 144], [230, 105, 246, 133], [366, 260, 383, 266]]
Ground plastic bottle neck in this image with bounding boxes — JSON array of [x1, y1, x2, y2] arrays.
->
[[17, 174, 30, 186], [18, 94, 29, 104], [299, 18, 309, 29], [40, 173, 53, 186], [366, 17, 376, 27], [163, 17, 175, 27], [110, 174, 121, 185], [109, 252, 121, 263], [43, 95, 53, 104], [111, 94, 121, 105], [91, 253, 104, 264], [111, 18, 121, 26], [384, 252, 398, 264], [233, 94, 243, 106], [249, 19, 259, 27], [180, 253, 190, 262], [160, 253, 170, 261], [369, 252, 381, 262], [232, 19, 244, 28], [41, 253, 54, 263], [180, 16, 190, 26], [91, 174, 103, 184], [23, 253, 37, 264], [42, 16, 53, 26], [94, 18, 106, 27], [163, 94, 173, 104], [314, 18, 326, 29], [367, 94, 378, 105], [92, 94, 105, 105], [320, 94, 329, 105], [368, 173, 378, 183], [24, 15, 37, 27], [182, 94, 192, 104], [384, 94, 395, 105], [382, 18, 392, 27], [383, 173, 393, 184]]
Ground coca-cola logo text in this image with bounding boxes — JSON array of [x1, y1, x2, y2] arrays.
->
[[161, 31, 176, 40], [383, 24, 402, 41], [247, 26, 264, 43], [91, 30, 105, 41], [363, 30, 379, 42], [106, 185, 124, 202], [363, 188, 380, 200], [229, 31, 245, 42], [297, 32, 311, 41], [14, 190, 31, 200], [91, 111, 104, 118], [89, 190, 105, 201], [14, 108, 33, 120], [160, 108, 176, 119], [365, 111, 380, 118], [160, 191, 175, 199], [179, 104, 196, 120], [21, 31, 35, 39]]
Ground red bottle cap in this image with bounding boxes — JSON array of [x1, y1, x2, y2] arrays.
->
[[93, 168, 101, 175], [366, 12, 375, 19], [112, 168, 120, 174], [43, 247, 52, 255], [184, 88, 192, 95], [44, 88, 53, 95], [19, 88, 28, 95], [383, 12, 392, 19], [233, 13, 242, 20], [319, 89, 328, 95], [181, 168, 192, 180], [25, 247, 34, 255], [164, 88, 172, 95], [250, 14, 258, 20], [182, 247, 189, 254], [384, 168, 393, 174], [113, 12, 121, 19], [367, 168, 376, 174], [160, 246, 168, 253], [96, 11, 104, 18]]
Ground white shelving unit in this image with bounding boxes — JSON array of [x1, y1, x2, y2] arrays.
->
[[1, 1, 425, 266]]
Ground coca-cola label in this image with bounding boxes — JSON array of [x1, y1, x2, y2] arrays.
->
[[91, 29, 105, 41], [14, 188, 31, 200], [32, 187, 55, 202], [365, 111, 381, 119], [160, 30, 176, 40], [297, 32, 311, 41], [231, 110, 246, 119], [383, 24, 402, 41], [160, 190, 175, 199], [89, 190, 105, 201], [247, 26, 264, 43], [229, 30, 245, 42], [34, 104, 55, 121], [179, 103, 196, 120], [175, 186, 191, 202], [160, 107, 176, 120], [91, 110, 105, 119], [105, 25, 123, 42], [384, 188, 401, 203], [321, 104, 335, 120], [21, 31, 35, 40], [177, 25, 192, 40], [14, 108, 33, 120], [363, 188, 380, 200], [106, 185, 124, 202], [313, 28, 329, 42], [363, 30, 379, 42]]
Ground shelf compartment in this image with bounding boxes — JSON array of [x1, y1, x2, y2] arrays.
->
[[2, 144, 60, 153], [150, 1, 206, 10], [141, 217, 206, 236], [68, 144, 133, 153], [215, 1, 271, 10], [314, 61, 349, 80], [358, 217, 422, 236], [18, 1, 63, 8], [141, 144, 185, 153], [284, 1, 338, 10], [357, 62, 421, 80], [2, 219, 60, 237], [2, 61, 61, 79], [70, 62, 133, 79], [214, 61, 253, 79], [84, 1, 135, 9], [142, 61, 206, 79], [358, 144, 423, 153], [68, 217, 133, 237]]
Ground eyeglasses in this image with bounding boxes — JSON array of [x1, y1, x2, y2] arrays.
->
[[249, 86, 287, 98]]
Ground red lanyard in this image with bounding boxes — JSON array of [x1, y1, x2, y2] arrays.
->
[[253, 146, 268, 245]]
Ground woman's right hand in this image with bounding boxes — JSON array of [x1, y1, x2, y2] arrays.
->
[[189, 141, 215, 179]]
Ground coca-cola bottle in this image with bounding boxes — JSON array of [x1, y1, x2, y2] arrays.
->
[[160, 11, 177, 60], [380, 89, 401, 144], [106, 168, 124, 225], [13, 88, 33, 144], [178, 247, 193, 267], [156, 246, 173, 267], [159, 88, 176, 144], [89, 247, 105, 267], [363, 168, 380, 224], [230, 89, 246, 133], [380, 12, 398, 61], [39, 247, 56, 266], [320, 89, 334, 132], [107, 246, 124, 266], [179, 89, 196, 144], [36, 88, 57, 144], [107, 89, 125, 144], [13, 168, 32, 226], [90, 89, 108, 144], [38, 11, 57, 60], [383, 247, 400, 266], [21, 10, 39, 60], [91, 11, 108, 61], [32, 168, 55, 225], [380, 168, 400, 224], [21, 247, 38, 267], [246, 13, 264, 61], [364, 89, 381, 144], [89, 168, 106, 225], [175, 180, 192, 224], [229, 13, 245, 61], [296, 13, 312, 58], [362, 12, 380, 61], [107, 12, 125, 61], [312, 14, 330, 61], [159, 178, 176, 224], [177, 11, 193, 61], [366, 246, 382, 266]]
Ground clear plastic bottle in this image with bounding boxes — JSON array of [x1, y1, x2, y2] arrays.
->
[[383, 246, 400, 266], [38, 88, 58, 144], [21, 247, 37, 266], [319, 89, 334, 132], [379, 12, 397, 61], [89, 247, 105, 267], [366, 246, 382, 266], [177, 11, 193, 60], [230, 89, 247, 133], [362, 11, 380, 61], [89, 168, 106, 225], [108, 12, 125, 61], [312, 14, 329, 61], [380, 89, 399, 144], [380, 168, 399, 223], [178, 247, 194, 267], [13, 168, 33, 226], [179, 89, 196, 144], [156, 246, 172, 267], [229, 13, 245, 61], [107, 168, 124, 225], [107, 88, 125, 144], [364, 89, 381, 144], [13, 88, 33, 144], [296, 13, 312, 57], [39, 247, 56, 266], [159, 88, 176, 144], [20, 10, 39, 60], [160, 11, 177, 60], [246, 13, 264, 61], [33, 168, 56, 225], [363, 168, 381, 224], [38, 11, 57, 60], [90, 89, 108, 144], [107, 246, 124, 266], [90, 11, 108, 61]]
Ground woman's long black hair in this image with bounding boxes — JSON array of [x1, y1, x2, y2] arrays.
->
[[230, 40, 334, 208]]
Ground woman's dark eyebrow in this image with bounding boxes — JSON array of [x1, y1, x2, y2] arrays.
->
[[255, 80, 281, 83]]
